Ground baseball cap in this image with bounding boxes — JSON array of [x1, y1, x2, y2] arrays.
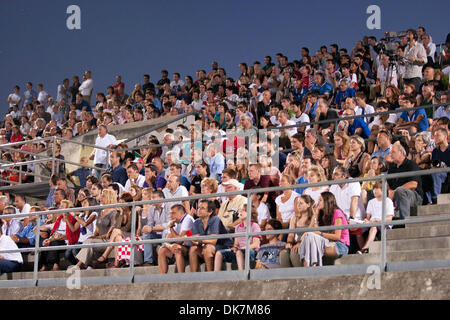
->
[[249, 84, 258, 89]]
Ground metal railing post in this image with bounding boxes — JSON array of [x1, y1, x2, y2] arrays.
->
[[244, 192, 251, 280], [18, 166, 22, 185], [128, 204, 137, 282], [51, 136, 56, 176], [380, 177, 387, 272], [33, 212, 41, 286]]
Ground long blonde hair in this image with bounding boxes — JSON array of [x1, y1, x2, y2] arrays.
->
[[333, 131, 350, 159]]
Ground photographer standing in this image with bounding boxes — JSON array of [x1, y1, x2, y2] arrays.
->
[[400, 29, 427, 91]]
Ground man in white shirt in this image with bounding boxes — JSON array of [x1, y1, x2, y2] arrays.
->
[[1, 206, 23, 237], [124, 163, 146, 192], [7, 85, 21, 109], [401, 29, 427, 91], [290, 100, 310, 131], [89, 124, 117, 179], [355, 92, 375, 124], [14, 195, 31, 226], [223, 86, 240, 110], [162, 175, 190, 214], [0, 225, 23, 275], [37, 83, 49, 106], [79, 70, 94, 105], [422, 33, 436, 63], [277, 110, 297, 137], [170, 73, 185, 92], [329, 166, 365, 221]]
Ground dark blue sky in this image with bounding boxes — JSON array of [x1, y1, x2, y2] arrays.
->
[[1, 0, 449, 116]]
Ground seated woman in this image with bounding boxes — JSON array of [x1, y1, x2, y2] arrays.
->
[[333, 131, 350, 166], [191, 178, 220, 219], [255, 219, 286, 269], [40, 200, 80, 271], [321, 153, 338, 181], [96, 192, 137, 268], [75, 189, 120, 269], [259, 155, 281, 187], [361, 156, 386, 206], [280, 194, 315, 268], [311, 145, 327, 166], [64, 197, 98, 266], [344, 135, 370, 178], [214, 204, 261, 271], [299, 192, 350, 266], [303, 165, 329, 204], [275, 174, 300, 231]]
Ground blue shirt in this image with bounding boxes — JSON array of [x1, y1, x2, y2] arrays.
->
[[72, 168, 91, 187], [435, 106, 450, 119], [191, 215, 233, 248], [180, 174, 191, 190], [371, 144, 392, 159], [76, 100, 91, 112], [45, 187, 55, 208], [304, 100, 319, 120], [311, 82, 333, 97], [143, 175, 167, 190], [348, 118, 371, 139], [295, 176, 308, 194], [16, 222, 37, 246], [23, 89, 37, 105], [209, 153, 225, 178], [399, 108, 429, 132], [334, 88, 356, 108], [107, 165, 128, 187]]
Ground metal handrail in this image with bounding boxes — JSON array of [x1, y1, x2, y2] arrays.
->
[[0, 166, 449, 287]]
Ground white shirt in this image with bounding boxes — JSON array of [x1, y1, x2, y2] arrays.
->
[[425, 42, 436, 62], [278, 120, 297, 137], [0, 235, 23, 263], [291, 112, 310, 130], [356, 104, 375, 124], [93, 133, 118, 165], [224, 94, 241, 110], [162, 185, 189, 210], [8, 93, 21, 108], [15, 203, 31, 222], [173, 214, 195, 246], [330, 181, 365, 220], [366, 198, 394, 221], [376, 64, 398, 87], [37, 90, 49, 104], [303, 186, 329, 204], [124, 174, 146, 192], [79, 78, 94, 96], [275, 191, 300, 223], [78, 212, 98, 243], [256, 202, 270, 226], [57, 84, 71, 102], [369, 113, 398, 130]]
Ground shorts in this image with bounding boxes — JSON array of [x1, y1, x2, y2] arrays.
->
[[219, 248, 257, 263], [334, 241, 349, 256]]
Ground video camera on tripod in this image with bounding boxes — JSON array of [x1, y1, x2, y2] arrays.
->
[[374, 30, 407, 62]]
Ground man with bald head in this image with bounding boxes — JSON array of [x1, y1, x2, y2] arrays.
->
[[387, 142, 423, 220]]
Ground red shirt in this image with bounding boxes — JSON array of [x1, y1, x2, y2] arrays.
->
[[51, 215, 80, 245], [10, 134, 23, 143], [112, 82, 125, 96]]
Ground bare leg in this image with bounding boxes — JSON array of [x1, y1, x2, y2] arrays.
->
[[157, 247, 170, 274], [189, 246, 200, 272], [361, 227, 378, 250], [236, 250, 245, 270], [214, 251, 223, 272]]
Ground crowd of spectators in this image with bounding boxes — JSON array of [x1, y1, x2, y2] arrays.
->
[[1, 28, 450, 274]]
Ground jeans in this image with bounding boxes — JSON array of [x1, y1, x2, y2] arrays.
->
[[0, 260, 20, 275], [394, 187, 423, 220], [92, 163, 106, 180], [65, 242, 82, 265], [432, 172, 447, 201], [143, 232, 162, 264]]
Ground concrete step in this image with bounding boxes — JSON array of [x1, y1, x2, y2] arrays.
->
[[406, 215, 450, 228], [438, 193, 450, 205], [334, 248, 450, 265], [0, 262, 241, 281], [417, 204, 450, 216], [369, 236, 450, 253], [387, 224, 450, 240]]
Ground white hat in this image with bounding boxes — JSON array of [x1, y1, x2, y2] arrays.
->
[[222, 179, 241, 189]]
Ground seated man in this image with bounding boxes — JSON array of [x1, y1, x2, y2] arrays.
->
[[339, 108, 371, 139], [157, 204, 194, 274], [334, 79, 355, 109], [189, 200, 233, 272], [10, 206, 46, 248], [217, 179, 247, 232], [387, 142, 423, 220], [141, 190, 170, 266], [0, 220, 23, 275], [394, 94, 429, 135], [1, 206, 23, 237], [431, 128, 450, 203], [124, 163, 145, 192]]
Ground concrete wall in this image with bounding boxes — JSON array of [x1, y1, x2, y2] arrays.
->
[[1, 268, 449, 300], [35, 114, 197, 182]]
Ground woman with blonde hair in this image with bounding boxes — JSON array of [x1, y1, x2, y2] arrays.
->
[[344, 135, 370, 178], [333, 131, 350, 165], [75, 189, 120, 269], [303, 165, 329, 204]]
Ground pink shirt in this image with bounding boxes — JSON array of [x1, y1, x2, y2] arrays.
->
[[332, 209, 350, 246], [235, 222, 261, 249]]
